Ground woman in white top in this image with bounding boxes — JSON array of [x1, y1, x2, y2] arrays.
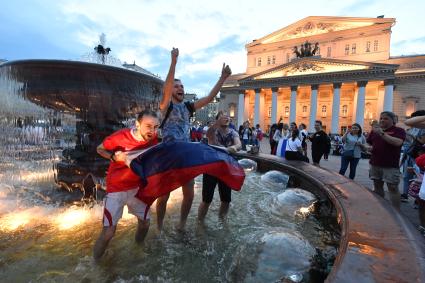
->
[[338, 123, 366, 179], [285, 129, 309, 162], [275, 123, 290, 157]]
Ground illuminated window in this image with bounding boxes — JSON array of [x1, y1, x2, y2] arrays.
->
[[284, 106, 290, 117], [257, 57, 262, 66], [373, 40, 378, 51], [321, 105, 327, 117], [229, 104, 235, 118], [366, 41, 371, 52], [351, 43, 356, 54], [344, 44, 350, 55], [342, 105, 348, 116], [268, 107, 272, 118], [327, 46, 331, 57], [267, 56, 271, 65], [405, 100, 417, 117], [303, 105, 307, 113], [272, 55, 276, 65]]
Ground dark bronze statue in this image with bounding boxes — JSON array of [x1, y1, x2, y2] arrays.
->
[[293, 41, 319, 58]]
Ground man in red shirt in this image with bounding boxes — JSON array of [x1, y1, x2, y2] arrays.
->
[[363, 111, 406, 210], [93, 110, 159, 260]]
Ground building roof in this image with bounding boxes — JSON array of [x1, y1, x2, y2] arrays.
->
[[247, 16, 395, 47]]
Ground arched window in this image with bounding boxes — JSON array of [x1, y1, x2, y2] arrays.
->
[[228, 104, 236, 118]]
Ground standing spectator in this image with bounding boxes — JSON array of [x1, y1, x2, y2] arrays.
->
[[240, 121, 252, 150], [323, 133, 331, 160], [299, 123, 308, 156], [275, 123, 290, 158], [339, 123, 366, 179], [250, 126, 258, 146], [309, 120, 328, 165], [269, 123, 278, 154], [361, 111, 406, 210], [255, 124, 263, 146]]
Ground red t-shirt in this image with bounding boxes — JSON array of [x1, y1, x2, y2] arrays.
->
[[366, 125, 406, 168], [103, 128, 158, 192]]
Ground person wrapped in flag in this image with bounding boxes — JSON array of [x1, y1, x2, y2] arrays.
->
[[93, 110, 160, 260]]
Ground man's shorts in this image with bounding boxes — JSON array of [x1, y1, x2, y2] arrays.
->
[[202, 174, 231, 203], [369, 165, 401, 185], [103, 188, 150, 227]]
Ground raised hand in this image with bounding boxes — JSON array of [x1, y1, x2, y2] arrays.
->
[[221, 63, 232, 80], [171, 47, 179, 63]]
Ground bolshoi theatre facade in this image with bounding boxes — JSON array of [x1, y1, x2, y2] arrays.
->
[[218, 16, 425, 133]]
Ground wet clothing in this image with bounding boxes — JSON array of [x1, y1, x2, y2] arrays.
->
[[161, 101, 195, 142], [202, 174, 231, 203], [310, 130, 328, 164], [213, 128, 239, 147], [103, 188, 150, 226], [103, 128, 158, 193]]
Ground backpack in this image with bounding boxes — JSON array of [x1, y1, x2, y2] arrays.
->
[[159, 101, 195, 129]]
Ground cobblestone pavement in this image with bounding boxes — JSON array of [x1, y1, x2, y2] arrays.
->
[[258, 138, 422, 228]]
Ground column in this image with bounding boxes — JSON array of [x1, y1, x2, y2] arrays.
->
[[309, 84, 319, 132], [271, 87, 278, 124], [244, 90, 250, 122], [254, 88, 261, 126], [355, 81, 368, 128], [383, 79, 394, 112], [237, 90, 245, 127], [331, 82, 342, 134], [289, 85, 297, 124]]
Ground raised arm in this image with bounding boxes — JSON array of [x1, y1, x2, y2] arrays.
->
[[159, 48, 179, 111], [194, 63, 231, 110], [405, 115, 425, 129]]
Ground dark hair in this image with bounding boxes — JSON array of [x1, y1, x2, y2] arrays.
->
[[291, 128, 299, 141], [380, 111, 396, 124], [315, 120, 322, 126], [277, 123, 283, 131], [174, 78, 181, 82], [137, 109, 158, 122], [411, 110, 425, 117], [300, 123, 306, 129], [351, 123, 363, 137], [215, 111, 224, 120]]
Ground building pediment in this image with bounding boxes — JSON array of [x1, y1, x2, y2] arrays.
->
[[243, 57, 398, 81], [250, 16, 395, 45]]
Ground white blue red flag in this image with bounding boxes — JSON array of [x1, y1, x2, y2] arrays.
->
[[129, 141, 245, 205]]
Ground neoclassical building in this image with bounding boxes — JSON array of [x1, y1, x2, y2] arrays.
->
[[219, 16, 425, 133]]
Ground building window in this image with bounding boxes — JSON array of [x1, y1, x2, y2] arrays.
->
[[267, 56, 271, 65], [257, 57, 262, 66], [344, 44, 350, 55], [303, 105, 307, 113], [342, 105, 348, 116], [366, 41, 371, 52], [321, 105, 327, 117], [373, 40, 378, 51], [405, 100, 417, 117], [286, 53, 290, 63], [268, 107, 272, 118], [284, 106, 289, 117], [327, 46, 331, 57], [351, 43, 356, 54], [272, 55, 276, 65]]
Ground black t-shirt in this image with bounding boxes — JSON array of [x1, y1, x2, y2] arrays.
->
[[311, 130, 328, 152]]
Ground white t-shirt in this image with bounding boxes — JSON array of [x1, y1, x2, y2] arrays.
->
[[286, 138, 302, 152]]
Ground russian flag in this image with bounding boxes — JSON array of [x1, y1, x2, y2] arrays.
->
[[129, 141, 246, 205]]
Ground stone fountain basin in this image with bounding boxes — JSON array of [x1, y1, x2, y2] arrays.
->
[[234, 152, 425, 283]]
